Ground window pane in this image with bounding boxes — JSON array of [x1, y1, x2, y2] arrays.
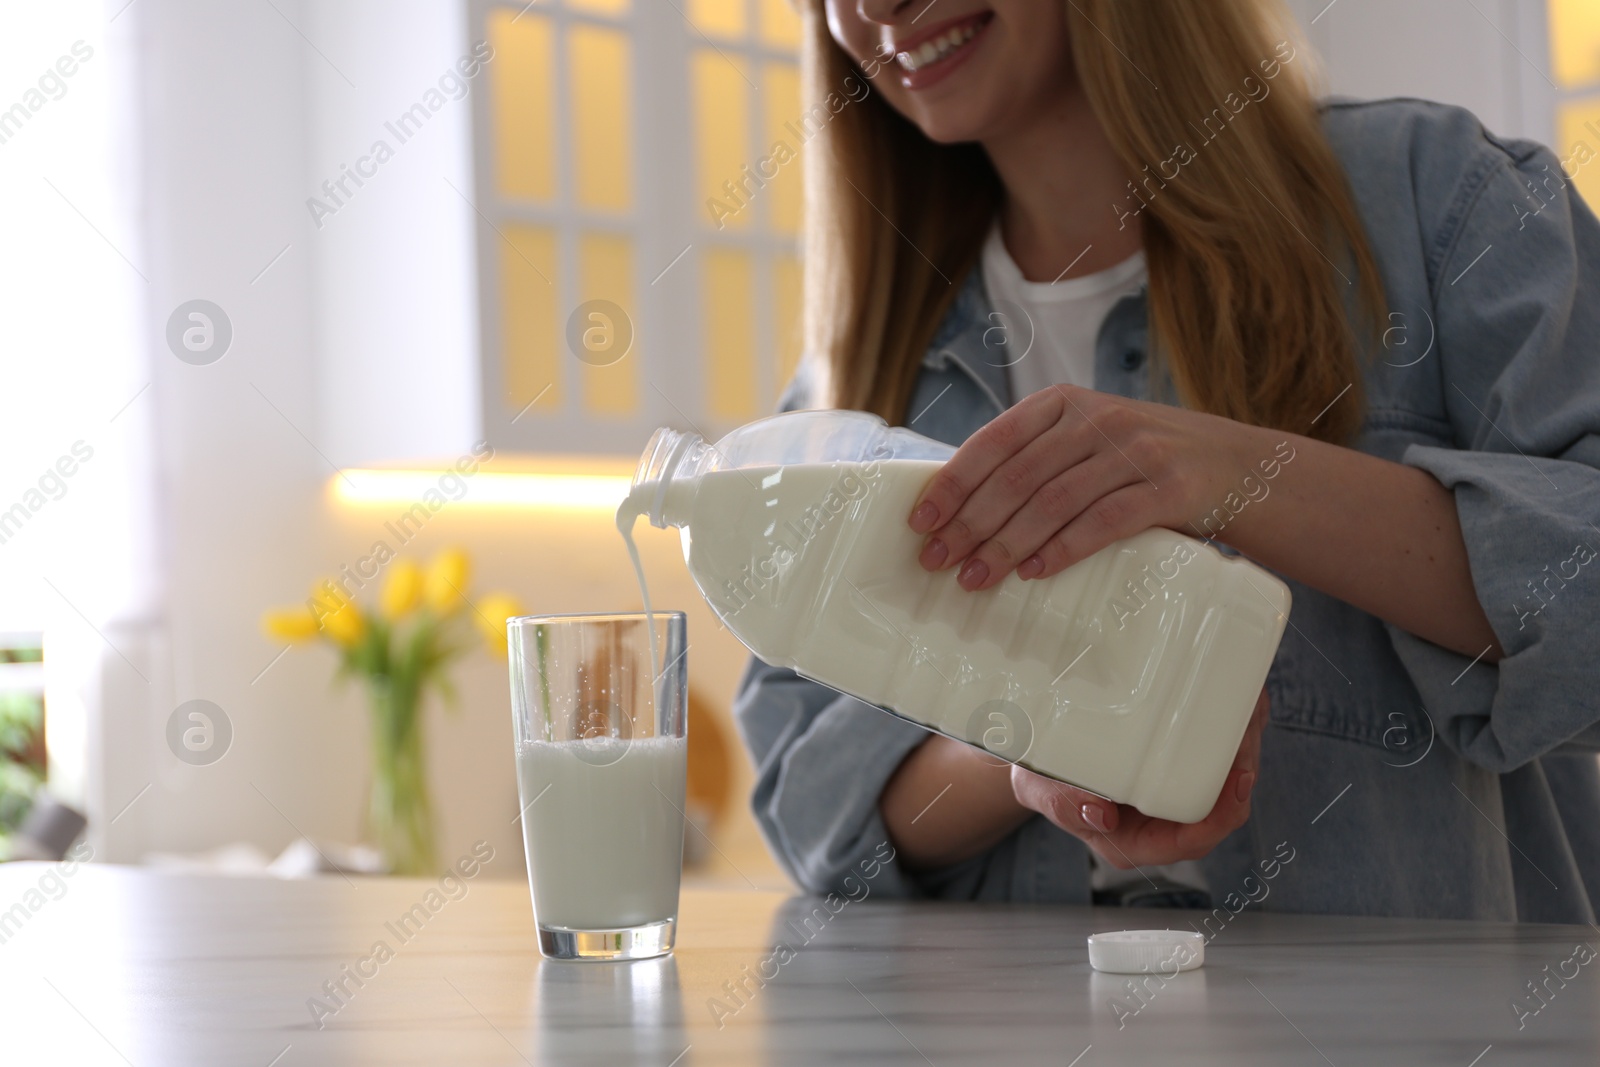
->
[[704, 248, 756, 419], [568, 0, 631, 15], [1557, 98, 1600, 209], [1550, 0, 1600, 89], [758, 0, 801, 49], [762, 62, 803, 234], [488, 11, 556, 202], [689, 0, 746, 39], [569, 24, 632, 213], [693, 50, 751, 230], [501, 225, 561, 414], [773, 253, 803, 397], [577, 233, 638, 416]]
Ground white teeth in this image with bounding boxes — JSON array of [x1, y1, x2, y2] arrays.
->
[[895, 22, 981, 73]]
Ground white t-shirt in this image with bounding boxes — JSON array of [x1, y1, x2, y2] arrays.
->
[[982, 223, 1209, 903], [980, 222, 1147, 400]]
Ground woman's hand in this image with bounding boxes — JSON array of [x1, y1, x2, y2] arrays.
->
[[908, 385, 1271, 590], [1010, 688, 1269, 868]]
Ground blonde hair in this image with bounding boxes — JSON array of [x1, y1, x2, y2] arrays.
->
[[799, 0, 1384, 444]]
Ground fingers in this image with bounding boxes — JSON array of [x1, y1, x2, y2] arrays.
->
[[957, 457, 1142, 590], [1216, 686, 1270, 813], [914, 427, 1082, 574], [1008, 689, 1272, 869], [1010, 765, 1122, 837], [909, 389, 1176, 589], [908, 390, 1068, 537], [1014, 484, 1162, 581], [920, 431, 1108, 584], [1235, 686, 1270, 773], [1119, 698, 1266, 864], [1213, 688, 1268, 814], [1137, 695, 1265, 859], [1172, 763, 1256, 851]]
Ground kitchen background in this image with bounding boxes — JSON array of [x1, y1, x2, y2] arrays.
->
[[0, 0, 1595, 886]]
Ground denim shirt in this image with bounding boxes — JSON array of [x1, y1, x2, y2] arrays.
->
[[733, 98, 1600, 923]]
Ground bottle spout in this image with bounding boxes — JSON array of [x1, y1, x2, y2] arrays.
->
[[628, 426, 708, 529]]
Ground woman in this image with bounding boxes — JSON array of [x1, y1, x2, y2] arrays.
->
[[733, 0, 1600, 922]]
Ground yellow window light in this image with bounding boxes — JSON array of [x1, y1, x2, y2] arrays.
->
[[569, 24, 633, 213], [330, 461, 635, 511], [689, 0, 745, 39], [1549, 0, 1600, 89], [1557, 97, 1600, 210], [759, 0, 802, 48], [488, 11, 556, 202], [568, 0, 630, 15]]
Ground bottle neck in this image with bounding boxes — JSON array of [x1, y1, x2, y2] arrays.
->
[[629, 427, 711, 529]]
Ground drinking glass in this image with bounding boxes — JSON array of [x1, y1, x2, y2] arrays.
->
[[508, 611, 688, 961]]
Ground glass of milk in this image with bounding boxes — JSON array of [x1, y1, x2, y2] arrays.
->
[[507, 611, 688, 961]]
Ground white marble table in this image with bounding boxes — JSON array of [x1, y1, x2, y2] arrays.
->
[[1, 862, 1597, 1065]]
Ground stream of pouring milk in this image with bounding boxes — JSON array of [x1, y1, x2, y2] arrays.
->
[[616, 499, 660, 697]]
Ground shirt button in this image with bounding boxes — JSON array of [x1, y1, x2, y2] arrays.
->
[[1118, 348, 1145, 371]]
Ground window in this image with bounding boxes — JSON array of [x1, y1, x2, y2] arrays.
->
[[0, 2, 150, 812], [0, 636, 46, 859], [687, 0, 805, 422], [469, 0, 804, 455], [1550, 0, 1600, 208]]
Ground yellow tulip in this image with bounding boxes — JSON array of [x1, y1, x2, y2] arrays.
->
[[380, 560, 423, 619], [261, 608, 320, 644], [320, 600, 366, 647], [474, 592, 523, 657], [424, 548, 471, 615]]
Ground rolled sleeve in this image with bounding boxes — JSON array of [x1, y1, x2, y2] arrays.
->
[[732, 657, 932, 896], [731, 356, 935, 896], [1389, 135, 1600, 772]]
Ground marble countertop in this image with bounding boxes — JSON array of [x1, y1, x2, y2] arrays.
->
[[1, 862, 1596, 1065]]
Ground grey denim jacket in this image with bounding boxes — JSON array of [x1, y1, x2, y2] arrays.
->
[[733, 98, 1600, 923]]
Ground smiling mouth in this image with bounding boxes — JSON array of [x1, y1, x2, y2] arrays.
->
[[894, 13, 992, 75]]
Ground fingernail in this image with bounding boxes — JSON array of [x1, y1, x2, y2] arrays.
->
[[910, 501, 939, 533], [920, 538, 948, 570], [1081, 803, 1112, 833], [1017, 555, 1044, 580], [958, 558, 989, 589], [1235, 770, 1255, 804]]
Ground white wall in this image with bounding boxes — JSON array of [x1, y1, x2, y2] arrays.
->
[[111, 0, 336, 863], [306, 1, 482, 469], [1285, 0, 1554, 142]]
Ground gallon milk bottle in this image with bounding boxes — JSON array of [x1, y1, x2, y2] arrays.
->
[[619, 410, 1291, 823]]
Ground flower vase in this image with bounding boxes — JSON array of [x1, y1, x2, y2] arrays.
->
[[367, 679, 436, 876]]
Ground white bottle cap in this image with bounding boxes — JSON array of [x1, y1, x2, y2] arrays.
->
[[1087, 930, 1206, 974]]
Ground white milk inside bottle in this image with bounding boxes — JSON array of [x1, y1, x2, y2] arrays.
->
[[618, 410, 1290, 823]]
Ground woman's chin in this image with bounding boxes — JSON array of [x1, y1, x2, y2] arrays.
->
[[894, 61, 1014, 145], [904, 101, 999, 146]]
